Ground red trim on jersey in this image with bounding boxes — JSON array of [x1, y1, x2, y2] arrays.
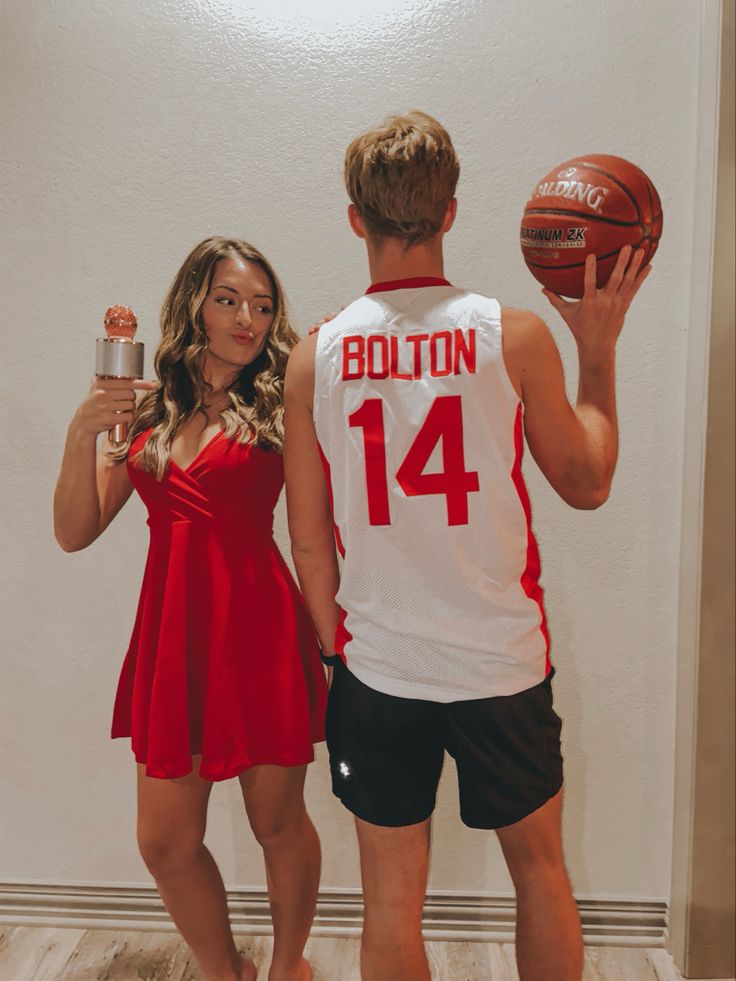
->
[[510, 404, 551, 674], [335, 609, 353, 660], [366, 277, 452, 294], [316, 441, 349, 665]]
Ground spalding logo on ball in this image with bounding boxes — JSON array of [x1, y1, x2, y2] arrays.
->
[[520, 155, 663, 298]]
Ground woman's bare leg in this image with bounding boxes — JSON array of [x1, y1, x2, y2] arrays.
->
[[136, 760, 255, 981], [239, 764, 319, 981]]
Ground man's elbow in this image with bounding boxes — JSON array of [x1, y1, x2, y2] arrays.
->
[[570, 489, 610, 510], [550, 460, 612, 509], [562, 478, 611, 510], [290, 538, 329, 562], [290, 541, 309, 562]]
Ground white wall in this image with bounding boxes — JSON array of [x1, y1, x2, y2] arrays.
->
[[0, 0, 704, 901]]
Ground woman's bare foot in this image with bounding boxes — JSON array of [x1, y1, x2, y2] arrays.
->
[[268, 956, 312, 981], [239, 955, 258, 981]]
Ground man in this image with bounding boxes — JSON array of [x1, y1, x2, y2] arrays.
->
[[283, 111, 649, 981]]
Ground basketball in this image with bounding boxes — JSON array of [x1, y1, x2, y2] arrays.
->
[[520, 155, 662, 298]]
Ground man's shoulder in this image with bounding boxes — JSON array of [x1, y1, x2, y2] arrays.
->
[[291, 331, 319, 361], [285, 333, 319, 399], [447, 287, 501, 313], [500, 306, 550, 341], [311, 296, 372, 343], [499, 306, 558, 392]]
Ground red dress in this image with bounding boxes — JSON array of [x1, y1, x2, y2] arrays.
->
[[111, 428, 327, 780]]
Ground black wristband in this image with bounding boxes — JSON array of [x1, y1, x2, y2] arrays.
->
[[320, 649, 342, 667]]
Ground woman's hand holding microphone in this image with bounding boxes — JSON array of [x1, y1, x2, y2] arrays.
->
[[71, 377, 158, 440]]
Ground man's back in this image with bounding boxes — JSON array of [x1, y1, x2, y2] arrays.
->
[[283, 110, 649, 981], [313, 277, 549, 702]]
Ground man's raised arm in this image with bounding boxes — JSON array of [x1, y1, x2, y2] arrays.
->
[[502, 247, 651, 509]]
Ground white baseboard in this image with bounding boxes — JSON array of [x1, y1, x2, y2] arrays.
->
[[0, 881, 668, 948]]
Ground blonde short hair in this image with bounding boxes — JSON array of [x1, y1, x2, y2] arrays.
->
[[344, 111, 460, 246]]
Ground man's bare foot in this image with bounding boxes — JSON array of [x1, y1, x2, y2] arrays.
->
[[268, 957, 312, 981], [239, 955, 258, 981]]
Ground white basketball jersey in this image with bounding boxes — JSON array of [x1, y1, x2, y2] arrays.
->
[[313, 278, 550, 702]]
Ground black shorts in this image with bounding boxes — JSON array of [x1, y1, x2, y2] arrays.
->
[[325, 661, 563, 830]]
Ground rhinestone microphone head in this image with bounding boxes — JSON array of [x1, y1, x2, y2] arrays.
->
[[103, 304, 138, 339]]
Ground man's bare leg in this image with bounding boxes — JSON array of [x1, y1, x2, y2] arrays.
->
[[355, 816, 432, 981], [496, 789, 583, 981]]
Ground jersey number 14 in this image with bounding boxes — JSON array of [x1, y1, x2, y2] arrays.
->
[[348, 395, 479, 527]]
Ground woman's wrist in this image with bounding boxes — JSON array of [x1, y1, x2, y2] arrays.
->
[[68, 411, 101, 442]]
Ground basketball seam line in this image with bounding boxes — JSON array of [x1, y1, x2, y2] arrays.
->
[[522, 208, 641, 228], [572, 162, 642, 221]]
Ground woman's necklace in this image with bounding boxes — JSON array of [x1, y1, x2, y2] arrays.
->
[[203, 386, 231, 409], [201, 388, 232, 422]]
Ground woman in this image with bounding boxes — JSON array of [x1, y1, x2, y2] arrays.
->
[[54, 237, 327, 981]]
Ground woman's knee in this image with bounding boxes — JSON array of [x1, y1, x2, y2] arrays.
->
[[137, 823, 205, 877], [248, 803, 308, 850]]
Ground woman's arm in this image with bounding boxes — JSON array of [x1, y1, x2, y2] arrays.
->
[[53, 376, 156, 551]]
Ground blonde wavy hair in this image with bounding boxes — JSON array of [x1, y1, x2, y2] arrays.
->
[[344, 110, 460, 246], [109, 237, 299, 479]]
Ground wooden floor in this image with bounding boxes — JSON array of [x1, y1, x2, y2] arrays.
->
[[1, 926, 733, 981]]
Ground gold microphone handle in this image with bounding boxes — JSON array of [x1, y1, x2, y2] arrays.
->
[[96, 338, 144, 447], [110, 421, 128, 446]]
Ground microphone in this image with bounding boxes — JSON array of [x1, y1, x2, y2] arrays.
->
[[96, 305, 144, 446]]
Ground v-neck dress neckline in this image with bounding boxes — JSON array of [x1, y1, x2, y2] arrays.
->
[[171, 427, 225, 474]]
